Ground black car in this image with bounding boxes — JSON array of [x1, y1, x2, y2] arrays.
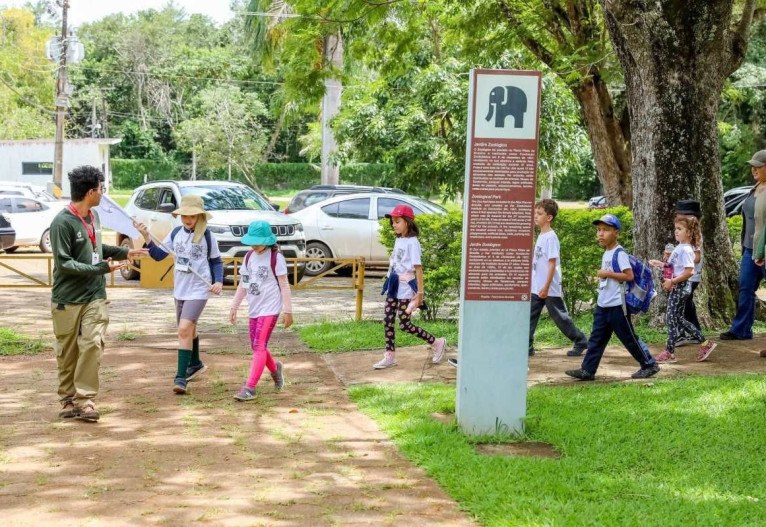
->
[[285, 184, 405, 214], [0, 213, 16, 252], [724, 186, 752, 218]]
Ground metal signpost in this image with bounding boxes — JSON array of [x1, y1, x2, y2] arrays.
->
[[457, 69, 542, 435]]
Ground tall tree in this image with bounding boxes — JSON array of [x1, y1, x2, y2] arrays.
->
[[452, 1, 632, 206], [601, 0, 757, 323]]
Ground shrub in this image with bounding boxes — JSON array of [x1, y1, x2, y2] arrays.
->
[[111, 160, 394, 191], [378, 207, 744, 319], [111, 159, 180, 189], [379, 211, 463, 320]]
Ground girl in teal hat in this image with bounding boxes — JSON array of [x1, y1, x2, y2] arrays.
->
[[229, 220, 292, 400]]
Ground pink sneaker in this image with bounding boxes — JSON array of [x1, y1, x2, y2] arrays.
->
[[432, 337, 446, 363], [697, 340, 717, 362], [655, 349, 677, 364]]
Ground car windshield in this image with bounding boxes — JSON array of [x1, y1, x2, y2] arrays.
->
[[180, 185, 272, 211], [411, 197, 448, 214]]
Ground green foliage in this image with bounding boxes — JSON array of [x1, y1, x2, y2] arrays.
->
[[554, 151, 601, 200], [0, 8, 55, 140], [112, 121, 167, 160], [718, 119, 758, 190], [0, 327, 49, 355], [296, 320, 459, 352], [111, 159, 180, 189], [350, 376, 766, 526], [111, 159, 395, 191], [379, 211, 463, 320]]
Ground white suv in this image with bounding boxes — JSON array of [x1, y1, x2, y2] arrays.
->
[[119, 180, 306, 283]]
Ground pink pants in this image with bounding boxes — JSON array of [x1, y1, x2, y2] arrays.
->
[[246, 315, 279, 389]]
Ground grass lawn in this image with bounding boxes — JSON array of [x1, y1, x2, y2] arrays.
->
[[349, 376, 766, 526], [0, 327, 50, 356], [296, 314, 765, 352]]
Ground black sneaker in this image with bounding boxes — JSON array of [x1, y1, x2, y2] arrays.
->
[[719, 331, 749, 341], [447, 358, 458, 368], [173, 377, 187, 394], [631, 364, 660, 379], [185, 362, 208, 382], [566, 348, 585, 357], [528, 349, 536, 357], [271, 361, 284, 391], [565, 368, 595, 381]]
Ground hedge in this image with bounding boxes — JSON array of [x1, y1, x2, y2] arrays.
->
[[381, 206, 743, 319], [111, 160, 394, 191]]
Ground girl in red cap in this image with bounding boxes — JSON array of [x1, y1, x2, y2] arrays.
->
[[374, 205, 446, 369]]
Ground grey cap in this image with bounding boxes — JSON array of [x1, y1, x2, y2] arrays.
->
[[664, 243, 675, 253], [747, 150, 766, 167]]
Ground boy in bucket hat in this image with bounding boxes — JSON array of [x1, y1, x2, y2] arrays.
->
[[565, 214, 659, 381], [229, 220, 291, 400], [134, 194, 223, 394]]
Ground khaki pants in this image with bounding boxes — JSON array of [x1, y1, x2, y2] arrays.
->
[[51, 299, 109, 406]]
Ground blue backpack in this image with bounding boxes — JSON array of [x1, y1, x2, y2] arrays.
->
[[611, 247, 657, 314]]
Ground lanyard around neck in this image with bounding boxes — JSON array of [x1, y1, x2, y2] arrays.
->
[[68, 203, 97, 248]]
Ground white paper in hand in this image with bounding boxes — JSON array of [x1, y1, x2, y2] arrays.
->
[[94, 195, 141, 239]]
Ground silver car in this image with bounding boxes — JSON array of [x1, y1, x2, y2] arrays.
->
[[119, 180, 306, 283], [288, 192, 446, 276]]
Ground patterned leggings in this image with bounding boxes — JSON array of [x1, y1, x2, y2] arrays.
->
[[384, 297, 435, 352], [666, 284, 704, 353]]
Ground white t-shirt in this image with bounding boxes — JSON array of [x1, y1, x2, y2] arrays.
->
[[598, 246, 630, 308], [669, 243, 695, 279], [531, 230, 562, 297], [239, 249, 287, 318], [164, 228, 221, 301], [390, 236, 422, 300]]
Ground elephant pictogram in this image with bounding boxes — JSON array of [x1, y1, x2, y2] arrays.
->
[[485, 85, 527, 128]]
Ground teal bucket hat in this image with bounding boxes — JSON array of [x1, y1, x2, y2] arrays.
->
[[241, 220, 277, 246]]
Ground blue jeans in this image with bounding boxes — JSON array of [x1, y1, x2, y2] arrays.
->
[[581, 305, 656, 375], [728, 248, 765, 339]]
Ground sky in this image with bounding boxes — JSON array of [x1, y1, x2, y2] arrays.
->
[[1, 0, 236, 27]]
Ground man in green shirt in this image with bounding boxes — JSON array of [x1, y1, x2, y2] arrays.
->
[[50, 166, 147, 422]]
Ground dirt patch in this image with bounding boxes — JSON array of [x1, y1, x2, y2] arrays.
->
[[475, 442, 561, 459], [0, 334, 474, 526], [324, 339, 766, 387]]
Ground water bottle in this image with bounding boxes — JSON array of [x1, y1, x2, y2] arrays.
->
[[663, 262, 673, 281]]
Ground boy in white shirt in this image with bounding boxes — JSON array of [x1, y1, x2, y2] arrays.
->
[[529, 199, 588, 356], [566, 214, 660, 381]]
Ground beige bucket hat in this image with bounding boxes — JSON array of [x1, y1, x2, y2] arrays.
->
[[172, 194, 212, 220], [172, 194, 213, 244]]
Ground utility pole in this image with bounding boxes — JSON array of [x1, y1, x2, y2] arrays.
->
[[52, 0, 70, 195], [90, 96, 99, 138]]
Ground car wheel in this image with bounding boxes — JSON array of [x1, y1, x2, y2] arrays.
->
[[304, 242, 333, 276], [39, 229, 52, 253], [5, 246, 18, 253], [119, 238, 140, 280]]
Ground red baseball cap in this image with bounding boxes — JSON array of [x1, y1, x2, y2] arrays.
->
[[385, 204, 415, 219]]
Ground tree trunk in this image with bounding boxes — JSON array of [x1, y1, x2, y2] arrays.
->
[[573, 71, 632, 206], [601, 0, 755, 325], [321, 32, 343, 185], [262, 105, 288, 163]]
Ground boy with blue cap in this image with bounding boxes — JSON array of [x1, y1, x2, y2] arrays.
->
[[565, 214, 660, 381], [229, 220, 291, 401]]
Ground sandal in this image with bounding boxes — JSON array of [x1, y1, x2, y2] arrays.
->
[[75, 402, 100, 422], [58, 400, 79, 419]]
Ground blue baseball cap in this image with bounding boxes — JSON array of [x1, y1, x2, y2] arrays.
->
[[592, 213, 621, 230]]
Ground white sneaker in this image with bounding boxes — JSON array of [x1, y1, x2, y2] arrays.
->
[[373, 357, 398, 369], [432, 337, 447, 363]]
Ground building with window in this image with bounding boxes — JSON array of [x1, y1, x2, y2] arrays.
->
[[0, 138, 121, 197]]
